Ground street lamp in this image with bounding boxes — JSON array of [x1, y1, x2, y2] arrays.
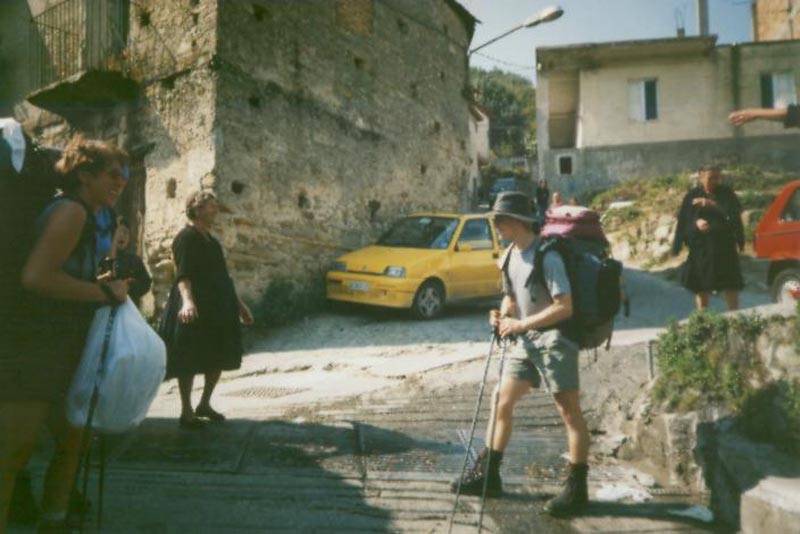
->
[[468, 5, 564, 56]]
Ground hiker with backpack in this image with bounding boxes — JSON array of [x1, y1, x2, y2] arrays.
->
[[450, 191, 594, 518], [0, 134, 130, 534]]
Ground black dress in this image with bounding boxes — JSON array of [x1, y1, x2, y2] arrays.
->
[[672, 185, 744, 293], [158, 226, 242, 379]]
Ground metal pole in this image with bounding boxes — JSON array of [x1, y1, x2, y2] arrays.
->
[[477, 337, 509, 533], [448, 332, 498, 534], [468, 23, 525, 56]]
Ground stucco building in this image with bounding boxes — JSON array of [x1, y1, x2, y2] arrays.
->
[[0, 0, 476, 309], [467, 102, 489, 207], [536, 36, 800, 195]]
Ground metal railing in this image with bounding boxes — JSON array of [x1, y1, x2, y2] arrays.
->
[[29, 0, 129, 90], [29, 0, 181, 93]]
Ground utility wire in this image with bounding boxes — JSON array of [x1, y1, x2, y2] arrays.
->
[[471, 51, 537, 71]]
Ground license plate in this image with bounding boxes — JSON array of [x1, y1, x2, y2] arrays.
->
[[348, 281, 370, 292]]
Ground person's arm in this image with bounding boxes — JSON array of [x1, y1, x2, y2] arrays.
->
[[729, 107, 788, 126], [22, 202, 128, 303], [127, 254, 152, 301], [672, 193, 694, 255], [173, 231, 200, 323], [236, 293, 254, 325], [490, 263, 516, 329], [499, 252, 573, 337], [177, 279, 198, 323], [727, 190, 746, 251]]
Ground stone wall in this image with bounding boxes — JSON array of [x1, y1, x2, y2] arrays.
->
[[755, 0, 800, 41], [613, 305, 800, 529], [1, 0, 475, 308], [211, 0, 473, 298]]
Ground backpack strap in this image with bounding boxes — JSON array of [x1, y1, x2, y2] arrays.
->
[[499, 244, 514, 292], [528, 238, 579, 341]]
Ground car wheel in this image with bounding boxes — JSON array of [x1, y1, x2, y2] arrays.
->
[[412, 280, 445, 320], [770, 267, 800, 304]]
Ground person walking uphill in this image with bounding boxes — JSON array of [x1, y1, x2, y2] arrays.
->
[[158, 191, 254, 429], [672, 165, 745, 311], [450, 191, 591, 518], [0, 136, 130, 534]]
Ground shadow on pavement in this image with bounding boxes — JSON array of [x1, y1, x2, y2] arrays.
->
[[19, 417, 447, 533]]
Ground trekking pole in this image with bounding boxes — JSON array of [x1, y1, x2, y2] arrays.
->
[[477, 334, 510, 533], [448, 329, 498, 534]]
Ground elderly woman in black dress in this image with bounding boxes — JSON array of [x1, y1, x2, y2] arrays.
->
[[159, 191, 253, 428], [672, 165, 745, 311]]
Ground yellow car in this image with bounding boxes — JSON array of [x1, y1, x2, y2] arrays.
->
[[326, 213, 504, 319]]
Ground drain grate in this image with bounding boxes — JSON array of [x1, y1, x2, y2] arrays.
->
[[225, 386, 308, 399]]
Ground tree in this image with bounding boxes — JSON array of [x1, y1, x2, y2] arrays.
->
[[470, 67, 537, 158]]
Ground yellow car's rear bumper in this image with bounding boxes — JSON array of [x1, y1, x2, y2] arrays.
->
[[326, 272, 418, 309]]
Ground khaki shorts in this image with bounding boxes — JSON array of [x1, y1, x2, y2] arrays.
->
[[501, 330, 580, 393]]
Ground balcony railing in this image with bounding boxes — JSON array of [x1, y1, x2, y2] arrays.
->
[[29, 0, 129, 90], [29, 0, 178, 97]]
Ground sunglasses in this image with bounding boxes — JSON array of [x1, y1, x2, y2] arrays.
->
[[105, 166, 130, 183]]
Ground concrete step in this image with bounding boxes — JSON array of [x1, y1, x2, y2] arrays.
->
[[740, 476, 800, 534]]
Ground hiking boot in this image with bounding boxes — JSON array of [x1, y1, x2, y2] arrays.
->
[[544, 462, 589, 517], [450, 447, 503, 498], [9, 470, 39, 525]]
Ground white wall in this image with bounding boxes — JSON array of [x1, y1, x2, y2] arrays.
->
[[578, 57, 730, 146]]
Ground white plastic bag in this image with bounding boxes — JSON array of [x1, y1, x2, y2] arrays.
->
[[67, 298, 166, 433]]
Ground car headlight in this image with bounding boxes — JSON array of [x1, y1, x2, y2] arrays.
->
[[330, 261, 347, 272], [383, 266, 406, 278]]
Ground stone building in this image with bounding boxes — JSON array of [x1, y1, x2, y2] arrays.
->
[[0, 0, 477, 310], [753, 0, 800, 41], [536, 36, 800, 195]]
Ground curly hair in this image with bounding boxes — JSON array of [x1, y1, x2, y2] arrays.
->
[[54, 135, 129, 193], [185, 190, 217, 221]]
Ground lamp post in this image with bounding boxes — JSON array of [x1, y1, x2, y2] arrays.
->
[[468, 5, 564, 57]]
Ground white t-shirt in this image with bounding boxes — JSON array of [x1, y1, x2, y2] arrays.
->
[[502, 239, 571, 320]]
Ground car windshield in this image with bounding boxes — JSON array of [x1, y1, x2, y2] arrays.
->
[[377, 216, 459, 249], [493, 179, 518, 192]]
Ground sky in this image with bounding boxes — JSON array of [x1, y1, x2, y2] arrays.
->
[[461, 0, 753, 84]]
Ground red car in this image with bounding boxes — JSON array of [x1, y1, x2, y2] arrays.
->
[[754, 180, 800, 303]]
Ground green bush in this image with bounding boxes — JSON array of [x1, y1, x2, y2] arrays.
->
[[256, 277, 326, 327], [652, 311, 766, 412], [653, 310, 800, 456]]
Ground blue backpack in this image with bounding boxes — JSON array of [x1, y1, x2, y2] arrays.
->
[[501, 235, 624, 350]]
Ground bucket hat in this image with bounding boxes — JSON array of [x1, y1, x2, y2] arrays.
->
[[491, 191, 535, 223]]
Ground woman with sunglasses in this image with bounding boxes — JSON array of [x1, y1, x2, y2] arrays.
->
[[0, 136, 130, 533]]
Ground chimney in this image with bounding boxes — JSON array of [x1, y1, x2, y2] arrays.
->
[[697, 0, 709, 36]]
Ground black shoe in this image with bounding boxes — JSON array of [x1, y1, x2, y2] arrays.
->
[[9, 469, 39, 525], [179, 414, 207, 429], [195, 404, 226, 422], [544, 462, 589, 517], [450, 447, 503, 498]]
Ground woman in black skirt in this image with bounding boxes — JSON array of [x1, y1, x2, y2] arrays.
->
[[159, 191, 253, 428], [672, 165, 745, 311]]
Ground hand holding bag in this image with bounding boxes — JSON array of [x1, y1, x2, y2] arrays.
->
[[66, 298, 166, 433]]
